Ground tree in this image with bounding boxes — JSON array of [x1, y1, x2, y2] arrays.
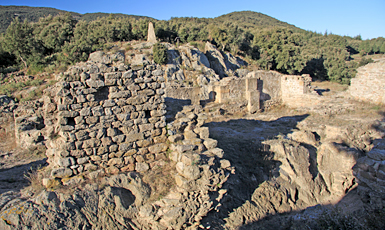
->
[[153, 43, 167, 65], [33, 13, 77, 55], [2, 18, 41, 68]]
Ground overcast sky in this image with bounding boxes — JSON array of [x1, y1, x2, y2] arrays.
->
[[1, 0, 384, 39]]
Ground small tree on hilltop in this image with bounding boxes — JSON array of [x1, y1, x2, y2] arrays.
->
[[153, 43, 168, 65]]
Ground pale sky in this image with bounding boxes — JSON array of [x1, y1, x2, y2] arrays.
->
[[1, 0, 384, 39]]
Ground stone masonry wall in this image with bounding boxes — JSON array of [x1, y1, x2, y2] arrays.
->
[[350, 61, 385, 105], [44, 53, 169, 181]]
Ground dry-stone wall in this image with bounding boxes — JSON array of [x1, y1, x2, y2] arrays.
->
[[44, 51, 169, 181], [349, 60, 385, 104]]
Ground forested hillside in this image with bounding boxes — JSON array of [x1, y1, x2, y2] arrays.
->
[[0, 6, 384, 84], [0, 6, 81, 33]]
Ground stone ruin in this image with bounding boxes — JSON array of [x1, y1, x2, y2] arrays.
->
[[167, 70, 317, 114], [0, 42, 385, 229], [39, 42, 321, 183]]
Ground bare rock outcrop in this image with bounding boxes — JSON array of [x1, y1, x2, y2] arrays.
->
[[224, 139, 359, 228]]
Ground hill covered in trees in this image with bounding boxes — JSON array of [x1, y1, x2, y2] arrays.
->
[[0, 6, 384, 84], [0, 5, 152, 33]]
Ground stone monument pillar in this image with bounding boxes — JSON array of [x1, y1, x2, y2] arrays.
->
[[147, 22, 157, 43]]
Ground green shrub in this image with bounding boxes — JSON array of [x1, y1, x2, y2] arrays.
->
[[153, 43, 168, 65]]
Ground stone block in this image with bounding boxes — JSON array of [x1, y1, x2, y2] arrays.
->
[[108, 158, 123, 166], [367, 149, 385, 161], [136, 155, 145, 163], [168, 134, 184, 143], [107, 128, 118, 137], [184, 130, 198, 140], [119, 143, 132, 152], [126, 133, 144, 142], [59, 111, 79, 118], [196, 127, 209, 139], [86, 79, 105, 88], [117, 113, 130, 121], [112, 135, 125, 143], [124, 149, 137, 157], [176, 162, 200, 180], [103, 100, 116, 107], [84, 163, 98, 172], [183, 138, 202, 146], [90, 155, 102, 162], [70, 150, 85, 158], [148, 143, 168, 154], [74, 116, 85, 125], [97, 146, 108, 155], [110, 90, 131, 99], [109, 145, 119, 152], [139, 123, 154, 132], [62, 175, 85, 186], [151, 129, 162, 137], [208, 148, 224, 158], [150, 110, 167, 117], [105, 166, 120, 174], [126, 95, 148, 105], [77, 157, 90, 165], [138, 89, 155, 96], [105, 72, 122, 79], [57, 157, 75, 167], [101, 137, 113, 146], [75, 130, 89, 141], [154, 135, 167, 143], [92, 106, 104, 116], [136, 162, 149, 172], [122, 70, 134, 79], [137, 139, 152, 147], [203, 138, 217, 150], [105, 79, 117, 86], [220, 159, 231, 169], [82, 138, 101, 149], [80, 108, 91, 116], [121, 164, 135, 172], [51, 167, 73, 178], [175, 174, 188, 187], [173, 144, 195, 153], [100, 115, 116, 123]]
